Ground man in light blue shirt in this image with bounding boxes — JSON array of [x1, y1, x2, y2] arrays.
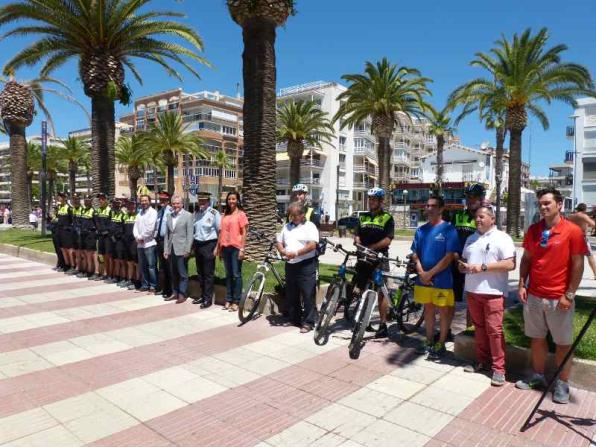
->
[[193, 191, 221, 307], [154, 191, 173, 298]]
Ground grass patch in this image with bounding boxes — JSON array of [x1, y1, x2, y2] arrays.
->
[[466, 296, 596, 361], [395, 229, 415, 237], [0, 228, 55, 254]]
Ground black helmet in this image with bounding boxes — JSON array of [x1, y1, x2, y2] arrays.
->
[[464, 183, 486, 198]]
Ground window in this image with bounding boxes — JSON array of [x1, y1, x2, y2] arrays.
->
[[339, 154, 346, 163], [222, 125, 237, 136], [339, 136, 346, 146]]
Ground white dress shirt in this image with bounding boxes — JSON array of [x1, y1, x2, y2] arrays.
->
[[133, 206, 158, 248]]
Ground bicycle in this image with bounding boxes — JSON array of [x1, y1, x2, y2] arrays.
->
[[238, 230, 285, 324], [313, 239, 359, 345], [387, 255, 424, 335]]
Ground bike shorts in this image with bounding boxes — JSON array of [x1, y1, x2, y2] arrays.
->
[[105, 237, 119, 258], [353, 258, 389, 290], [125, 239, 138, 262], [414, 285, 455, 307], [58, 228, 74, 249], [97, 234, 109, 255], [80, 232, 97, 251]]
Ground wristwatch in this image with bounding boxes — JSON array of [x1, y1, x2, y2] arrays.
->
[[481, 264, 488, 272], [564, 291, 575, 301]]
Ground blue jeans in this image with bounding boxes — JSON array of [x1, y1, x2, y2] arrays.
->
[[170, 254, 189, 296], [137, 245, 158, 289], [222, 246, 243, 303]]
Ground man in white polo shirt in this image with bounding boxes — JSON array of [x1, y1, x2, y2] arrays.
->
[[459, 205, 516, 386], [277, 202, 320, 333]]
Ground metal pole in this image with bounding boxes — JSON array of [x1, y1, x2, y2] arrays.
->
[[521, 306, 595, 432], [571, 115, 578, 209], [40, 121, 48, 236], [335, 164, 339, 222]]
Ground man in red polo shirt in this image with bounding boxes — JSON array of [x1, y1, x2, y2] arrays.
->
[[516, 188, 585, 404]]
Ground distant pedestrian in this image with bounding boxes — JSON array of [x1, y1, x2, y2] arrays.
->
[[459, 205, 515, 386], [567, 203, 596, 279], [29, 209, 38, 230], [277, 202, 320, 333], [164, 196, 194, 303], [516, 188, 585, 404], [193, 191, 221, 307], [133, 194, 158, 293], [215, 192, 248, 311]]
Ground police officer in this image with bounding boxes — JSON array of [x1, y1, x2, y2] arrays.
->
[[119, 199, 139, 290], [105, 198, 125, 284], [290, 183, 320, 228], [50, 204, 67, 272], [79, 194, 100, 280], [192, 191, 221, 307], [449, 183, 486, 330], [155, 191, 173, 297], [95, 193, 112, 280], [55, 192, 75, 274], [70, 194, 85, 276]]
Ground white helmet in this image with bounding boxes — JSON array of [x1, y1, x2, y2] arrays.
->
[[292, 183, 309, 193], [367, 187, 385, 198]]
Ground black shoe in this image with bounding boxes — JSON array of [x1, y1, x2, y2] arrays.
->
[[138, 286, 149, 292], [365, 324, 376, 333], [200, 301, 212, 308], [374, 323, 388, 339]]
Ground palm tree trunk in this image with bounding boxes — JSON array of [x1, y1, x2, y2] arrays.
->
[[91, 95, 116, 197], [6, 122, 29, 227], [86, 169, 91, 194], [377, 136, 392, 208], [129, 177, 138, 201], [218, 168, 224, 212], [495, 127, 505, 229], [506, 128, 523, 236], [27, 173, 33, 209], [289, 156, 301, 187], [241, 17, 278, 260], [436, 135, 445, 195], [166, 163, 175, 195], [68, 162, 77, 197]]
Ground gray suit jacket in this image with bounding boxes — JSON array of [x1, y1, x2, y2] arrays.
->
[[164, 209, 194, 256]]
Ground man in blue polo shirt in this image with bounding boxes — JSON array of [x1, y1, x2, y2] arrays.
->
[[411, 195, 460, 359]]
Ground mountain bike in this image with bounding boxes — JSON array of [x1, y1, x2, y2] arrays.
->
[[313, 239, 359, 345], [238, 230, 285, 324], [391, 255, 424, 335]]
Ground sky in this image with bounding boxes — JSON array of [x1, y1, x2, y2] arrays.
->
[[1, 0, 595, 176]]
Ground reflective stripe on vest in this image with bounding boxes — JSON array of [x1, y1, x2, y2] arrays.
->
[[111, 212, 124, 222], [454, 211, 476, 229], [81, 207, 95, 219], [97, 206, 111, 218], [305, 207, 313, 221], [359, 211, 391, 228], [57, 205, 70, 216], [124, 213, 137, 223]]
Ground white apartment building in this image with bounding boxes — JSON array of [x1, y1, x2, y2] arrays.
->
[[275, 81, 452, 220], [531, 150, 574, 210], [570, 97, 596, 206]]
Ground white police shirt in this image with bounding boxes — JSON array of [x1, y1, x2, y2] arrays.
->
[[277, 220, 319, 264]]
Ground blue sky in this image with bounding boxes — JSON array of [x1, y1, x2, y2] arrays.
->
[[1, 0, 595, 176]]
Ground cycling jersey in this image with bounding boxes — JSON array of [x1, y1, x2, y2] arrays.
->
[[355, 210, 395, 253], [123, 212, 138, 240], [96, 205, 112, 235], [78, 207, 97, 233], [109, 211, 125, 239], [56, 204, 72, 229]]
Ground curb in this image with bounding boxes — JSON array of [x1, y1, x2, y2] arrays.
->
[[454, 333, 596, 390]]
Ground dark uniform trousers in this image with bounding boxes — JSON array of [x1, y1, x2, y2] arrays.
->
[[194, 239, 217, 303], [156, 237, 172, 295], [285, 257, 318, 327]]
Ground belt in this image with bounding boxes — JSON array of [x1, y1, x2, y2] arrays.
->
[[194, 239, 218, 245]]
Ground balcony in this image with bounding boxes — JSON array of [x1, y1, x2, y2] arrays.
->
[[394, 142, 406, 150], [392, 155, 409, 164], [276, 177, 321, 186], [277, 159, 324, 169], [354, 147, 377, 160], [353, 181, 374, 190], [339, 144, 346, 152]]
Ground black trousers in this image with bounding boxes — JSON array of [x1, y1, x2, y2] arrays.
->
[[285, 257, 318, 327], [156, 239, 172, 295], [194, 239, 217, 303], [452, 263, 465, 302], [52, 229, 66, 269]]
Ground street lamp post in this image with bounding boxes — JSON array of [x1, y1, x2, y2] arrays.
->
[[40, 121, 48, 236], [570, 114, 580, 210], [403, 189, 408, 228]]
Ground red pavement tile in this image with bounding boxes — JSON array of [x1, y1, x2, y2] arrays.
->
[[2, 278, 102, 297], [0, 320, 289, 417], [0, 298, 199, 352], [0, 289, 131, 318], [87, 424, 176, 447], [1, 272, 58, 283]]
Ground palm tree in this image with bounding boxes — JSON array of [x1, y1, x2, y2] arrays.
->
[[26, 141, 41, 206], [144, 111, 206, 195], [0, 75, 76, 227], [60, 137, 90, 196], [450, 28, 595, 235], [427, 106, 456, 194], [115, 134, 155, 200], [277, 100, 335, 187], [0, 0, 210, 197], [227, 0, 295, 258], [334, 58, 433, 207], [45, 145, 67, 211], [214, 149, 234, 211]]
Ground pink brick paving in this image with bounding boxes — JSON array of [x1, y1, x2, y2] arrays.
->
[[0, 297, 201, 351], [0, 265, 49, 275], [428, 383, 596, 447], [0, 277, 104, 297], [0, 320, 292, 417]]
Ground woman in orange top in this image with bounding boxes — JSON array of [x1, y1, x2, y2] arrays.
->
[[215, 192, 248, 311]]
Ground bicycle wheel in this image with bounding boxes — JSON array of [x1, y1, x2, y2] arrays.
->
[[238, 274, 265, 324], [348, 291, 375, 360], [314, 281, 342, 345], [343, 282, 358, 323], [396, 288, 424, 334]]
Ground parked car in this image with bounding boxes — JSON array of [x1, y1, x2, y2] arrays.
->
[[337, 211, 367, 230]]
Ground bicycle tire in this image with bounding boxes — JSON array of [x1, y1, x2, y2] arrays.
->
[[314, 281, 342, 345], [238, 275, 265, 324], [348, 291, 375, 360], [396, 288, 424, 334], [343, 283, 357, 323]]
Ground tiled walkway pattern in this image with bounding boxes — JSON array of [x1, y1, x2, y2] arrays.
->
[[0, 254, 593, 447]]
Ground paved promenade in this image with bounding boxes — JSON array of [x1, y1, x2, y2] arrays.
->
[[0, 253, 594, 446]]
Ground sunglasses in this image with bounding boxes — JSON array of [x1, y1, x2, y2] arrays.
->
[[540, 230, 551, 248]]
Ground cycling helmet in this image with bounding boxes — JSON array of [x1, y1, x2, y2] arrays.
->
[[367, 187, 385, 198], [464, 183, 486, 198], [292, 183, 309, 193]]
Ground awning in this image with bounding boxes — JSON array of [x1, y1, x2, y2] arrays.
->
[[276, 153, 289, 161]]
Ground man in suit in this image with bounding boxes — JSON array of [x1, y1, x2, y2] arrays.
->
[[155, 191, 173, 297], [164, 195, 195, 304]]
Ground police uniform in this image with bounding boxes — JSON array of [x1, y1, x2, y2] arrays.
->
[[79, 204, 98, 251], [193, 194, 221, 305], [56, 202, 74, 249], [122, 210, 138, 262], [107, 207, 125, 259], [450, 209, 477, 302], [96, 203, 112, 255], [50, 208, 67, 269], [354, 210, 395, 289], [71, 203, 83, 250]]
